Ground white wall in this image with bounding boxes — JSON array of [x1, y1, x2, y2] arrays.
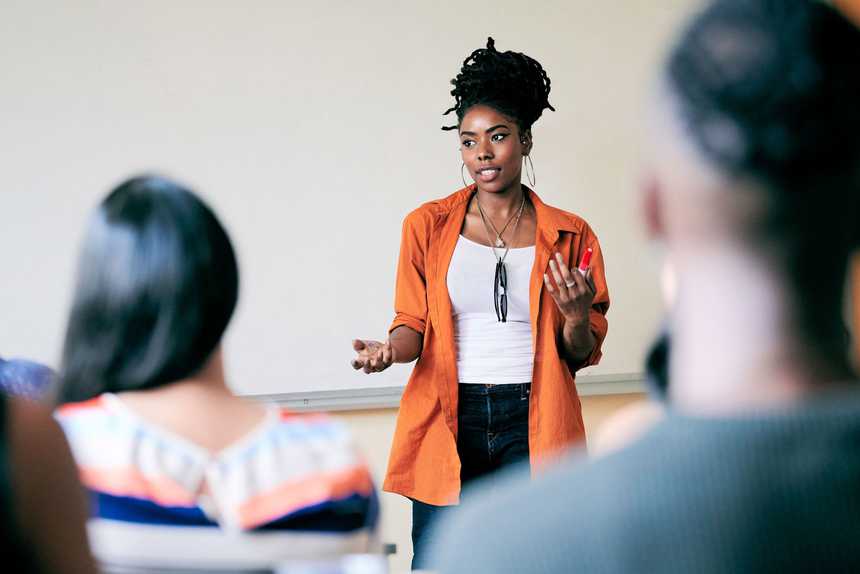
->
[[0, 0, 697, 395]]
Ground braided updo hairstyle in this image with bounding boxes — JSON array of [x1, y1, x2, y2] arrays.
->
[[665, 0, 860, 248], [442, 37, 555, 132], [664, 0, 860, 349]]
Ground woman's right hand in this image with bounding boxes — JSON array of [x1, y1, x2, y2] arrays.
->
[[351, 339, 394, 374]]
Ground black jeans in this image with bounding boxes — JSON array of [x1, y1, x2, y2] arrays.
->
[[411, 382, 531, 570]]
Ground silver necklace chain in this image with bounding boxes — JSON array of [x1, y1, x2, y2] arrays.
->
[[475, 194, 525, 264], [476, 195, 525, 248]]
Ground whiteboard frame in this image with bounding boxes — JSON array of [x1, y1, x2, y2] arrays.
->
[[250, 372, 645, 411]]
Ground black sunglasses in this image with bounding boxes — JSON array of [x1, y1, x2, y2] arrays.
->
[[494, 259, 508, 322]]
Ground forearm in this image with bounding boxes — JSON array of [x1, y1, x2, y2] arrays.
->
[[560, 318, 596, 369], [389, 325, 423, 364]]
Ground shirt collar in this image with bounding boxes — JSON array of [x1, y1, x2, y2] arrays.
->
[[454, 185, 579, 236], [525, 186, 580, 237]]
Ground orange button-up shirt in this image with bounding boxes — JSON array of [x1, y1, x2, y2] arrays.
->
[[383, 186, 610, 505]]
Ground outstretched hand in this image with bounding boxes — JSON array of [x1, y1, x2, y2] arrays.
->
[[351, 339, 394, 374], [543, 252, 595, 326]]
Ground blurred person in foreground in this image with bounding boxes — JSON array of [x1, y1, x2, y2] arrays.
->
[[431, 1, 860, 572], [54, 175, 377, 566], [0, 391, 95, 572], [588, 260, 675, 456], [0, 355, 55, 400]]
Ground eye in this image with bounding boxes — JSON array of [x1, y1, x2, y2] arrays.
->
[[491, 133, 509, 143], [461, 139, 475, 148]]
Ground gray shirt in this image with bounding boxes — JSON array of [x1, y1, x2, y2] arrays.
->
[[431, 391, 860, 573]]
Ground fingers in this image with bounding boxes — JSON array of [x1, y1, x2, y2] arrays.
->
[[365, 344, 379, 373], [544, 253, 595, 322], [381, 342, 393, 366], [543, 273, 556, 294], [351, 339, 372, 372], [368, 342, 393, 374], [548, 259, 568, 296], [584, 267, 596, 294], [554, 252, 583, 293], [543, 273, 564, 307], [351, 339, 393, 374], [550, 254, 586, 300], [366, 344, 393, 374]]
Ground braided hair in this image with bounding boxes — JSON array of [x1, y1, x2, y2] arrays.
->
[[664, 0, 860, 350], [665, 0, 860, 247], [442, 37, 555, 132]]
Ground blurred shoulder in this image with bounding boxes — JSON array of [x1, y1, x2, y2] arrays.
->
[[11, 397, 68, 454], [430, 433, 670, 573]]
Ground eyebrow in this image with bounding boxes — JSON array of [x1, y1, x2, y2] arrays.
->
[[459, 124, 511, 137]]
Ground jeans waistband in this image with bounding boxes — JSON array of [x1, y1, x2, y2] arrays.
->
[[458, 382, 531, 397]]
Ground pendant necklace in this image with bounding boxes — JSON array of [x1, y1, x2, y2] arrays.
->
[[475, 194, 526, 322]]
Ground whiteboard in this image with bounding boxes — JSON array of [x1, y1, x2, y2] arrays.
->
[[0, 0, 695, 396]]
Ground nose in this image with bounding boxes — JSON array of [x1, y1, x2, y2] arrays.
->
[[476, 139, 494, 161]]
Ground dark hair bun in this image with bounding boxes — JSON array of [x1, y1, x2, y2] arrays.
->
[[443, 37, 555, 131]]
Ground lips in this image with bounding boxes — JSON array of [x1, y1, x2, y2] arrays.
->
[[476, 167, 501, 182]]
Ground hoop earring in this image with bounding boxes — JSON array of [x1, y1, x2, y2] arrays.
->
[[524, 155, 536, 188], [461, 162, 474, 189]]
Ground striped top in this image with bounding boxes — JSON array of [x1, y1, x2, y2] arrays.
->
[[56, 394, 377, 534]]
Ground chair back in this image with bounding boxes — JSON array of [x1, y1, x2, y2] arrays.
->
[[90, 519, 385, 574]]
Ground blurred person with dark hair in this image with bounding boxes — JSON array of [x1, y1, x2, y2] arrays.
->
[[431, 1, 860, 572], [55, 176, 377, 562], [0, 355, 55, 399]]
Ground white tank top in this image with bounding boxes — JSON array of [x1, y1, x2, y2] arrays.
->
[[447, 235, 535, 384]]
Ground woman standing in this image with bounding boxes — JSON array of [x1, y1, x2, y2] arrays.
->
[[351, 38, 609, 568]]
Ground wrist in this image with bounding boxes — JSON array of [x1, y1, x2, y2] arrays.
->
[[563, 315, 590, 332], [562, 320, 596, 367]]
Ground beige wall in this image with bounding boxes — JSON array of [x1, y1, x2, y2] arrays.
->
[[0, 0, 695, 397], [0, 0, 691, 567], [340, 393, 646, 573]]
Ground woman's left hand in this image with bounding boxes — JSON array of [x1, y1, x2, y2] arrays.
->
[[544, 252, 595, 327]]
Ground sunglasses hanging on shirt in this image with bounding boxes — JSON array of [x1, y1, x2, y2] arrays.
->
[[476, 194, 525, 323], [494, 258, 508, 322]]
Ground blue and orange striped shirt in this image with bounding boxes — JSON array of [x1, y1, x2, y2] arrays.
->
[[56, 394, 377, 533]]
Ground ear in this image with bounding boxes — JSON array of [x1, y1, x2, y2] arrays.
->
[[641, 171, 666, 239], [519, 129, 533, 155]]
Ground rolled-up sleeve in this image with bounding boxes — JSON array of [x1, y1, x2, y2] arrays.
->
[[388, 211, 429, 336], [578, 225, 609, 368]]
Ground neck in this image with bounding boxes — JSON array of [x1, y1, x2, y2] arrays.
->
[[668, 245, 853, 415], [168, 347, 232, 398], [474, 183, 525, 217]]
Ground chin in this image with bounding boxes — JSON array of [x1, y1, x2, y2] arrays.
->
[[480, 182, 517, 194]]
